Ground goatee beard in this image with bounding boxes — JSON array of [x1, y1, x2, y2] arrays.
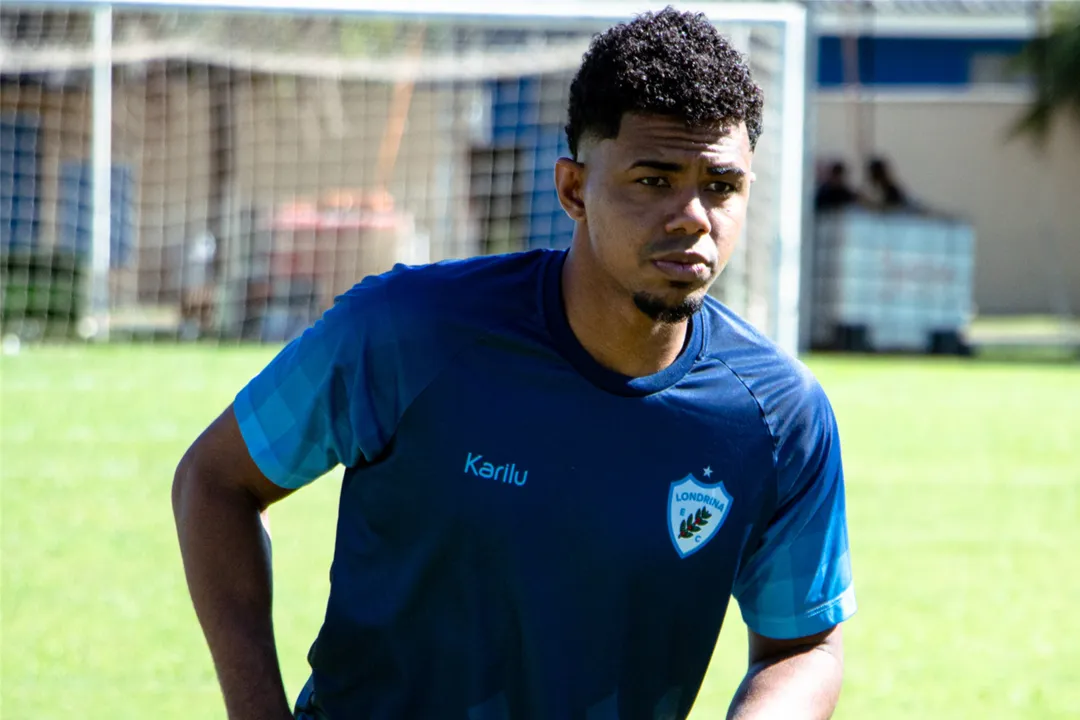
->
[[632, 292, 703, 323]]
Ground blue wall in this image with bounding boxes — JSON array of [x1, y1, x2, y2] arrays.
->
[[488, 78, 575, 251], [1, 113, 42, 250], [816, 36, 1027, 86], [1, 111, 133, 266], [57, 161, 134, 268]]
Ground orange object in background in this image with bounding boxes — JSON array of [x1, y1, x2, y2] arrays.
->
[[268, 189, 409, 311]]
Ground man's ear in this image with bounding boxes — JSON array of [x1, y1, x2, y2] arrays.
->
[[554, 157, 587, 222]]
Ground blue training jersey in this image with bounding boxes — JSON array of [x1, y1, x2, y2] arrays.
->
[[234, 248, 856, 720]]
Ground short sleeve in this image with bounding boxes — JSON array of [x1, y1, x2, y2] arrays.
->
[[233, 276, 400, 490], [732, 378, 856, 640]]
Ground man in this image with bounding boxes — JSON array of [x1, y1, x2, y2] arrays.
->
[[173, 8, 856, 719]]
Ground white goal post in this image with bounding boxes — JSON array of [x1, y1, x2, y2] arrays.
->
[[0, 0, 808, 352]]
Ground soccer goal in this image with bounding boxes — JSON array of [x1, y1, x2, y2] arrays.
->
[[0, 0, 808, 352]]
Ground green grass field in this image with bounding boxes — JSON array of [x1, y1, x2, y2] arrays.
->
[[2, 347, 1078, 719]]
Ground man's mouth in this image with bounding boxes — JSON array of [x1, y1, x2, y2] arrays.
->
[[650, 252, 712, 282]]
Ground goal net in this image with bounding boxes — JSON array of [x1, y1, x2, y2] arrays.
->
[[0, 1, 807, 352]]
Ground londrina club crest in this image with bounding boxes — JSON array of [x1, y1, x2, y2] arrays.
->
[[668, 473, 733, 558]]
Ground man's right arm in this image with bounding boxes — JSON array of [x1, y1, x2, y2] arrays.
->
[[172, 275, 404, 718], [172, 404, 297, 720]]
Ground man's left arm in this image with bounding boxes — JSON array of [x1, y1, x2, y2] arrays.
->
[[728, 373, 856, 719], [727, 625, 844, 720]]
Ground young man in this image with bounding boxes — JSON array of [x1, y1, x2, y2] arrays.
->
[[173, 8, 856, 719]]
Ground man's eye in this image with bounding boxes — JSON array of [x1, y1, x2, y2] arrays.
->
[[706, 181, 735, 194], [637, 177, 670, 188]]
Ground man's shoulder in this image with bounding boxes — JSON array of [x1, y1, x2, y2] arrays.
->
[[699, 297, 828, 424], [383, 248, 554, 283], [370, 248, 554, 321], [699, 296, 808, 380], [325, 249, 555, 363], [698, 301, 841, 501], [329, 249, 553, 330]]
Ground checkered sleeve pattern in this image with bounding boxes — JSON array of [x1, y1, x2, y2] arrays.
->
[[233, 278, 396, 490], [732, 379, 856, 640]]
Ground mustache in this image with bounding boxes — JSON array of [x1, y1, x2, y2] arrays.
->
[[643, 237, 717, 263]]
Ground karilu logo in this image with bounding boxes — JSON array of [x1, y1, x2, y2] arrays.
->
[[464, 452, 528, 486]]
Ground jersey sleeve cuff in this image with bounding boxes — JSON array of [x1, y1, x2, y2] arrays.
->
[[233, 386, 305, 490], [740, 585, 857, 641]]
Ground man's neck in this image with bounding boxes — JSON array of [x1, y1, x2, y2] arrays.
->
[[561, 247, 690, 378]]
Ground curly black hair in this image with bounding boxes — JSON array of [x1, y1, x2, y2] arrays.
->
[[566, 6, 764, 159]]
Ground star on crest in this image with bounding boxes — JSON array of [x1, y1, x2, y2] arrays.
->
[[703, 466, 713, 478]]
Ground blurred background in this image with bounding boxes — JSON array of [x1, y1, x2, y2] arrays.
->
[[1, 1, 1077, 718]]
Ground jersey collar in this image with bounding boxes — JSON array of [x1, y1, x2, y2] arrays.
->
[[541, 249, 705, 397]]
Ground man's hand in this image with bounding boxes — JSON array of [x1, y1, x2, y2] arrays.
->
[[726, 624, 845, 720]]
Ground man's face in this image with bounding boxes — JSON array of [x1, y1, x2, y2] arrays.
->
[[558, 113, 755, 322]]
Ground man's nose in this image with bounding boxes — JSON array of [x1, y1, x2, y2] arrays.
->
[[665, 193, 711, 237]]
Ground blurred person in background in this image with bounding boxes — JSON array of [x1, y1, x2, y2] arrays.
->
[[814, 160, 860, 212], [863, 156, 910, 211]]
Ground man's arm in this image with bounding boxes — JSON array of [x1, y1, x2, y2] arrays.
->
[[171, 275, 402, 718], [727, 369, 855, 719], [172, 405, 297, 720], [727, 625, 844, 720]]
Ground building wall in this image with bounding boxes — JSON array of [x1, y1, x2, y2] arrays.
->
[[810, 24, 1080, 317], [2, 82, 91, 252], [10, 51, 1077, 320], [132, 74, 213, 304], [815, 36, 1029, 87], [1, 72, 482, 311], [226, 76, 473, 310], [814, 93, 1080, 315], [232, 77, 473, 257], [0, 75, 214, 305]]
